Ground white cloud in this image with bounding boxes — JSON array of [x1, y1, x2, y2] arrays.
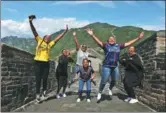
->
[[52, 1, 115, 8], [1, 17, 90, 38], [136, 24, 165, 31], [123, 1, 137, 5], [5, 8, 18, 13]]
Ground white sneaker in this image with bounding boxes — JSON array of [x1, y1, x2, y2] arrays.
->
[[87, 99, 91, 102], [56, 94, 60, 99], [108, 89, 112, 96], [40, 95, 46, 101], [129, 98, 138, 104], [36, 94, 40, 102], [97, 93, 101, 100], [36, 94, 40, 99], [43, 91, 46, 95], [124, 97, 131, 102], [63, 93, 67, 98], [77, 98, 81, 102]]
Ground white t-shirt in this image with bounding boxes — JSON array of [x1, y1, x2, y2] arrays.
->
[[76, 49, 89, 66]]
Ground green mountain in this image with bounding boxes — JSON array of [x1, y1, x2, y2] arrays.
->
[[1, 22, 157, 60]]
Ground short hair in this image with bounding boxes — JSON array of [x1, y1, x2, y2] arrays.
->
[[82, 58, 89, 63], [128, 46, 135, 51], [81, 44, 87, 48]]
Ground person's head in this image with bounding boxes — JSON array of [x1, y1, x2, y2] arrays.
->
[[62, 49, 68, 56], [128, 46, 136, 55], [82, 58, 89, 68], [81, 44, 87, 52], [43, 35, 51, 43], [108, 36, 116, 44]]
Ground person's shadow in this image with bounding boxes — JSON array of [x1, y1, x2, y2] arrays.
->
[[44, 90, 97, 102], [96, 93, 128, 103], [96, 94, 113, 103], [114, 93, 128, 100], [43, 91, 78, 102]]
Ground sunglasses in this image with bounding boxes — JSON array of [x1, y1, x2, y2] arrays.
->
[[82, 45, 87, 48]]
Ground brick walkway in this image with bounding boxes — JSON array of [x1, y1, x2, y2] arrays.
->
[[24, 76, 153, 112]]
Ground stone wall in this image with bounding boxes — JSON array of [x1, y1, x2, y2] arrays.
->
[[1, 44, 57, 112], [117, 32, 166, 112]]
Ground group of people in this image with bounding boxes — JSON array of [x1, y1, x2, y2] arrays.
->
[[29, 15, 145, 104]]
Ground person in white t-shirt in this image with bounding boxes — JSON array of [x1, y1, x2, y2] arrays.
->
[[72, 32, 96, 73]]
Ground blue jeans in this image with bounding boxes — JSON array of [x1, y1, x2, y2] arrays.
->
[[78, 79, 91, 99], [99, 66, 119, 93]]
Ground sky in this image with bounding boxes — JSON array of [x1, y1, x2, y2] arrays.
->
[[1, 1, 165, 38]]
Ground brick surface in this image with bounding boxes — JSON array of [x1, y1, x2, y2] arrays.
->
[[117, 34, 166, 112]]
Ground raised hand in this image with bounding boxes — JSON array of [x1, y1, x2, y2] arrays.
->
[[28, 15, 36, 22], [85, 28, 93, 36], [139, 32, 144, 39], [73, 32, 76, 36], [29, 18, 33, 22]]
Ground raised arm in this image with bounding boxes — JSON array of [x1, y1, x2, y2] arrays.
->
[[72, 32, 80, 51], [85, 28, 103, 47], [29, 17, 38, 40], [124, 32, 144, 47], [53, 25, 68, 43]]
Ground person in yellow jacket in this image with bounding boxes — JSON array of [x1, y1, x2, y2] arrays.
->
[[29, 15, 68, 101]]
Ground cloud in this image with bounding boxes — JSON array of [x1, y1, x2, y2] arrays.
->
[[1, 17, 90, 38], [136, 24, 165, 31], [52, 1, 115, 8], [5, 8, 18, 13], [123, 1, 137, 5]]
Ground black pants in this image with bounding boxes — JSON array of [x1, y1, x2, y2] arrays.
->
[[124, 83, 136, 98], [57, 76, 67, 94], [35, 60, 49, 94]]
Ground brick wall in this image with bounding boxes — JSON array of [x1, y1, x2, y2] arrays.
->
[[1, 44, 57, 112], [117, 32, 166, 112]]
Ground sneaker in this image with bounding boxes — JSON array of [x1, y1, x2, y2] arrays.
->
[[76, 98, 81, 102], [41, 91, 47, 100], [129, 98, 138, 104], [97, 93, 101, 100], [63, 93, 67, 98], [43, 91, 46, 95], [56, 94, 61, 99], [87, 99, 91, 102], [36, 94, 40, 102], [108, 89, 112, 96], [124, 97, 131, 102], [40, 95, 44, 100]]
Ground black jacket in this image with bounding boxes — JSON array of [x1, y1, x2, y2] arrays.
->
[[56, 55, 74, 78], [120, 53, 144, 87]]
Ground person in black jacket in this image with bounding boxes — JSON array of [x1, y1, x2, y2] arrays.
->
[[120, 46, 144, 104], [56, 49, 74, 99]]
